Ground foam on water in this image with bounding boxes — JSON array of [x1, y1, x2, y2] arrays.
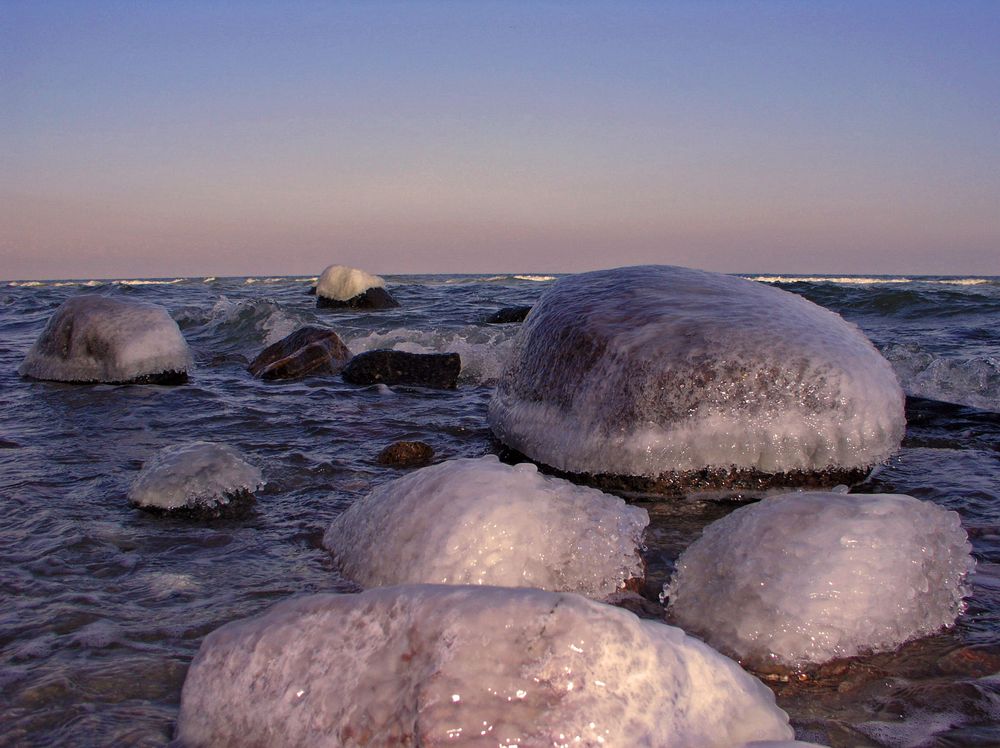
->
[[664, 492, 974, 669], [19, 295, 192, 383], [323, 456, 649, 598], [128, 442, 264, 512], [176, 585, 793, 747], [490, 265, 905, 478], [315, 264, 385, 301]]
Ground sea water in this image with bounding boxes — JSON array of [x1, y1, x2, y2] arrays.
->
[[1, 273, 998, 746]]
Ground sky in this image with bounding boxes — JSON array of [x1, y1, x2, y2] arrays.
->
[[3, 0, 999, 279]]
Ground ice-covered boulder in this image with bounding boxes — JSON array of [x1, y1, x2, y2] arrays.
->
[[315, 264, 400, 309], [128, 442, 264, 519], [247, 325, 351, 380], [19, 295, 192, 384], [664, 492, 974, 670], [176, 585, 794, 747], [489, 265, 906, 495], [323, 456, 649, 599]]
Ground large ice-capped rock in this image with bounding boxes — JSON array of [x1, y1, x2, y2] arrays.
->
[[19, 295, 192, 384], [489, 265, 906, 494], [176, 585, 794, 747], [323, 456, 649, 599], [664, 492, 974, 670], [315, 264, 399, 309], [128, 442, 264, 519]]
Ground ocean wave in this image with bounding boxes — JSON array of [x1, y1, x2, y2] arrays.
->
[[513, 274, 556, 282], [175, 295, 309, 351], [749, 275, 913, 285]]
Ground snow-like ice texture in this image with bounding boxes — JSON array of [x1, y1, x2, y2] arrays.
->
[[323, 456, 649, 599], [19, 295, 192, 383], [883, 342, 999, 412], [315, 264, 386, 301], [489, 265, 906, 477], [664, 492, 974, 669], [128, 442, 264, 512], [176, 585, 794, 747]]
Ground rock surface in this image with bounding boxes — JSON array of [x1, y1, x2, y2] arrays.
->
[[19, 295, 192, 385], [247, 326, 351, 380], [376, 440, 435, 467], [176, 585, 795, 747], [489, 265, 905, 495], [664, 491, 974, 670], [342, 349, 460, 388], [485, 305, 532, 324]]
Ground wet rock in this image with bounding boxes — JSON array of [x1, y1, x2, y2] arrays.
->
[[247, 326, 351, 380], [937, 645, 1000, 677], [306, 286, 316, 295], [342, 350, 460, 388], [486, 305, 532, 324], [376, 441, 435, 467], [317, 286, 400, 310]]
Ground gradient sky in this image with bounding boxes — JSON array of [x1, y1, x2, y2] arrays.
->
[[3, 1, 999, 279]]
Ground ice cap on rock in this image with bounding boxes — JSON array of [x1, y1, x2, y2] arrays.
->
[[19, 295, 192, 384], [176, 585, 795, 747], [323, 455, 649, 599], [664, 491, 974, 669], [315, 264, 386, 301], [489, 265, 906, 483]]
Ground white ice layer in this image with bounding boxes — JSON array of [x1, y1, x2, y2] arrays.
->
[[176, 585, 794, 747], [489, 265, 906, 477], [19, 295, 192, 383], [128, 442, 264, 511], [316, 264, 386, 301], [665, 492, 974, 669], [323, 456, 649, 599]]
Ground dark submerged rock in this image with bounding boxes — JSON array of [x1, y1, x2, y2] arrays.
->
[[131, 489, 257, 520], [486, 305, 532, 324], [342, 350, 461, 389], [306, 286, 316, 295], [247, 326, 352, 380], [316, 286, 400, 310], [377, 441, 435, 468]]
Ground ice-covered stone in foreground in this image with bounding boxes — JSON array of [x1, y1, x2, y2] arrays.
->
[[128, 442, 264, 518], [176, 585, 794, 747], [315, 264, 399, 309], [19, 295, 192, 384], [489, 265, 905, 493], [323, 456, 649, 599], [665, 492, 974, 669]]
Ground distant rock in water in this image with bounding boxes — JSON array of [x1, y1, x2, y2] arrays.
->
[[305, 285, 316, 295], [376, 440, 434, 467], [664, 491, 974, 670], [342, 350, 460, 388], [486, 305, 532, 324], [247, 326, 351, 380], [324, 455, 649, 598], [176, 586, 794, 747], [489, 265, 906, 497], [19, 295, 192, 385], [314, 265, 399, 310], [128, 442, 264, 519]]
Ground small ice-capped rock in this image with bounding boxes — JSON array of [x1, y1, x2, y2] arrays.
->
[[489, 265, 906, 494], [664, 492, 974, 670], [315, 264, 400, 309], [128, 442, 264, 518], [19, 295, 192, 384], [176, 585, 794, 747], [323, 456, 649, 598]]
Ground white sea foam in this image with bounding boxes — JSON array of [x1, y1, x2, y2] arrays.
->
[[128, 442, 264, 512], [323, 456, 649, 599], [748, 275, 913, 285], [176, 585, 794, 747], [346, 325, 517, 384], [490, 265, 905, 478], [315, 264, 385, 301], [664, 492, 974, 669], [514, 274, 557, 282], [19, 295, 192, 383]]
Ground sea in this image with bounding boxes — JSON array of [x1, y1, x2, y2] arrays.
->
[[1, 272, 998, 746]]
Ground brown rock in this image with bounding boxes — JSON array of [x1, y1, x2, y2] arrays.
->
[[247, 326, 351, 380], [377, 441, 435, 468]]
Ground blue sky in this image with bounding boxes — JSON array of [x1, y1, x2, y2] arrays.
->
[[3, 1, 999, 279]]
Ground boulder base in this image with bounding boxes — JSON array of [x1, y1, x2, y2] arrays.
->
[[247, 326, 351, 380], [343, 350, 460, 388], [316, 286, 400, 310]]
